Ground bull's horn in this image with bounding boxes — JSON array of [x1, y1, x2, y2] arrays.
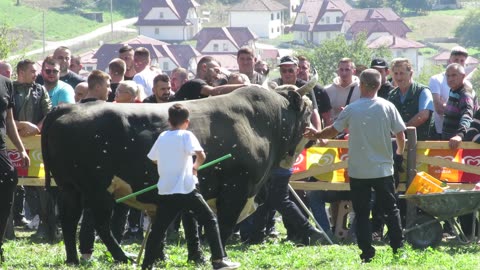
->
[[296, 68, 318, 96]]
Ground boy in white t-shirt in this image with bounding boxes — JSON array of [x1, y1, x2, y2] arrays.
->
[[142, 103, 240, 270]]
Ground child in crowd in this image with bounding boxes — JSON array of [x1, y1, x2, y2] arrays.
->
[[142, 103, 240, 270]]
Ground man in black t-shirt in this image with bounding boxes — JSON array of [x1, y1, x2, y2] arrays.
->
[[0, 75, 30, 263], [370, 58, 395, 99], [297, 56, 332, 126], [172, 56, 246, 101]]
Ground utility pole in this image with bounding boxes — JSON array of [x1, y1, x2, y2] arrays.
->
[[110, 0, 113, 33], [42, 11, 45, 57]]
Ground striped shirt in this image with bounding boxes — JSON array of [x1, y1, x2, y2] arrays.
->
[[442, 86, 475, 140]]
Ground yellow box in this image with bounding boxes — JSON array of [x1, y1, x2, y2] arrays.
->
[[406, 171, 447, 195]]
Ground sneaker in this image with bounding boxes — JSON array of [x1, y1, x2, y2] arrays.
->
[[212, 258, 241, 270], [26, 215, 39, 230]]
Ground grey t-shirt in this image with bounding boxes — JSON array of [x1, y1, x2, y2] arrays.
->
[[333, 97, 406, 179]]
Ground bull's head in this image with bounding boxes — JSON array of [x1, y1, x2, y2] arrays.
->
[[275, 71, 318, 169]]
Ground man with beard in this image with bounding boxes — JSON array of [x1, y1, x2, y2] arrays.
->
[[172, 56, 246, 101], [41, 56, 75, 106], [11, 59, 52, 231], [143, 74, 172, 103], [37, 46, 85, 88]]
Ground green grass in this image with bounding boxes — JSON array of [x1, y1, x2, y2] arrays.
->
[[1, 1, 125, 42], [404, 8, 474, 41], [3, 226, 480, 269]]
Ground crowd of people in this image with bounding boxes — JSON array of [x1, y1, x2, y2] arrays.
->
[[0, 43, 479, 267]]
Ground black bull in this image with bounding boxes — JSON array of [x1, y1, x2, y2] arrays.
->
[[41, 82, 315, 264]]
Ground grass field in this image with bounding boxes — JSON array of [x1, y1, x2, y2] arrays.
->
[[404, 8, 473, 41], [1, 0, 125, 42], [2, 225, 480, 269]]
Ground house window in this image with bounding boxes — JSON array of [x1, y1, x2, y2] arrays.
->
[[277, 26, 280, 32], [336, 16, 341, 23], [326, 32, 331, 38], [271, 13, 274, 20], [163, 62, 169, 71], [277, 13, 280, 20], [271, 28, 274, 33], [159, 12, 164, 19], [213, 44, 219, 52], [326, 17, 330, 24], [320, 18, 324, 23], [223, 43, 228, 52], [155, 28, 159, 35]]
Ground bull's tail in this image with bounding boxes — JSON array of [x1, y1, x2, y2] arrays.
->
[[41, 107, 61, 190]]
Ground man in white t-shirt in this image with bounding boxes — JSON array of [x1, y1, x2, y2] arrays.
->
[[325, 58, 361, 123], [132, 47, 159, 97]]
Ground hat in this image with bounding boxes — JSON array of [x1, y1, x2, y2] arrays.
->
[[370, 58, 388, 69], [278, 55, 298, 66]]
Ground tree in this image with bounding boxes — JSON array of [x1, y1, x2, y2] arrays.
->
[[296, 33, 391, 86], [415, 64, 444, 86], [357, 0, 384, 8], [469, 69, 480, 98], [455, 10, 480, 48], [0, 24, 18, 59]]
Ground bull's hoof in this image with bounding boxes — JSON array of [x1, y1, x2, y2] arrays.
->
[[65, 258, 80, 265]]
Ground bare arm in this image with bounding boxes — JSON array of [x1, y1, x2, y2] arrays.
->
[[395, 131, 405, 155], [15, 120, 40, 137], [303, 125, 340, 140], [193, 150, 206, 176], [200, 84, 245, 97], [311, 109, 322, 130], [406, 109, 431, 127], [7, 109, 30, 168], [321, 110, 333, 127]]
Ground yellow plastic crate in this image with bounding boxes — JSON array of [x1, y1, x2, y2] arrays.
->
[[406, 171, 447, 195]]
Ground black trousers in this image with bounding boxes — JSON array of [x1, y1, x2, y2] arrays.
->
[[0, 150, 18, 251], [250, 171, 315, 240], [350, 176, 403, 259], [142, 190, 225, 267]]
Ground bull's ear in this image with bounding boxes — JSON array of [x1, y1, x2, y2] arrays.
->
[[287, 91, 302, 111]]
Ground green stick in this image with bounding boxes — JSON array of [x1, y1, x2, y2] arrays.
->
[[115, 153, 232, 203]]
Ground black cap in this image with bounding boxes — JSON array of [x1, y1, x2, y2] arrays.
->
[[278, 55, 298, 66], [370, 58, 388, 69]]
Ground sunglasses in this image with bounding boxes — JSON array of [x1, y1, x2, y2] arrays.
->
[[280, 68, 295, 74], [44, 69, 59, 75]]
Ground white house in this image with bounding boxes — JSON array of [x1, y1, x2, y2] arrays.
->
[[291, 0, 352, 44], [229, 0, 287, 39], [135, 0, 201, 42], [192, 27, 258, 55], [277, 0, 302, 20], [368, 36, 425, 73]]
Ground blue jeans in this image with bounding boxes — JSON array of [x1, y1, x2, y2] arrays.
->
[[306, 191, 331, 233]]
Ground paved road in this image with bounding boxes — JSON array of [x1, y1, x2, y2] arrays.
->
[[10, 17, 138, 60]]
